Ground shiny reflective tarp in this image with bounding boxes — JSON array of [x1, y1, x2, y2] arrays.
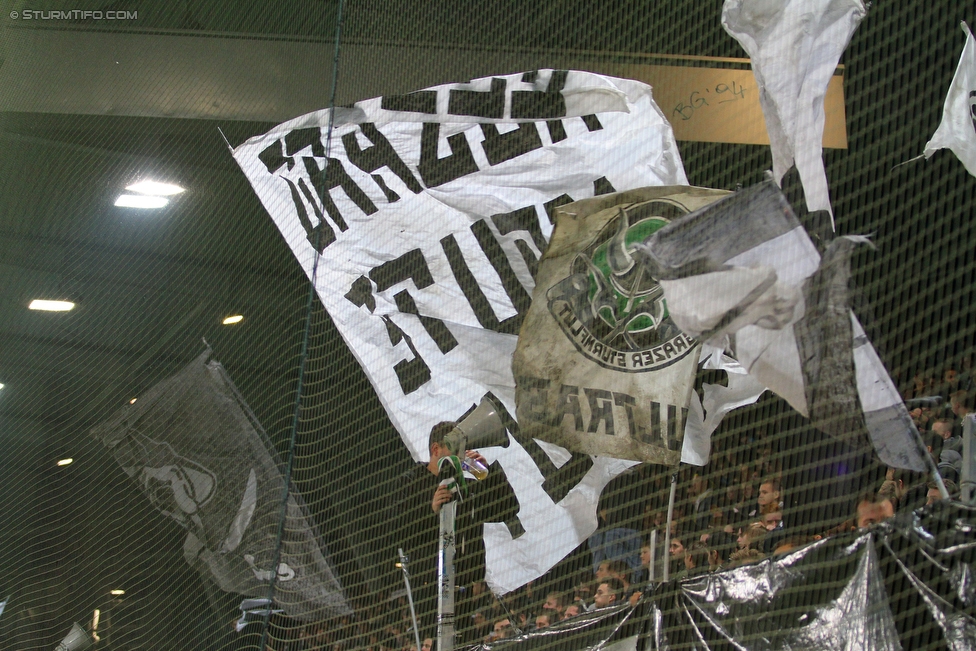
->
[[463, 501, 976, 651]]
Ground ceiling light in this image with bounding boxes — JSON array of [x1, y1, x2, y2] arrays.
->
[[109, 589, 125, 596], [222, 315, 244, 325], [57, 458, 74, 466], [129, 398, 137, 404], [125, 180, 185, 196], [115, 194, 169, 209], [29, 299, 75, 312], [0, 384, 4, 391]]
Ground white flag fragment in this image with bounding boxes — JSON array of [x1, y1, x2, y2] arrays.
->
[[233, 70, 687, 594], [637, 180, 928, 472], [722, 0, 867, 225], [682, 346, 767, 467], [923, 22, 976, 178]]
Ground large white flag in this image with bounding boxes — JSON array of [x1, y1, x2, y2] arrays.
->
[[233, 70, 687, 594], [924, 22, 976, 178], [722, 0, 867, 225]]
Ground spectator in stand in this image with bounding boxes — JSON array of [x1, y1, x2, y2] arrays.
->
[[593, 578, 625, 609], [684, 542, 710, 576], [728, 548, 764, 567], [487, 619, 514, 643], [950, 390, 974, 428], [760, 503, 783, 532], [534, 613, 551, 630], [561, 604, 582, 621], [926, 479, 959, 505], [772, 535, 820, 556], [757, 477, 782, 512], [736, 522, 767, 552], [706, 531, 736, 571], [855, 492, 895, 529], [541, 591, 567, 621], [932, 416, 962, 454]]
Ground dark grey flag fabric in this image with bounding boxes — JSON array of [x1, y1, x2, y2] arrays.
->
[[91, 351, 351, 621], [635, 180, 928, 471]]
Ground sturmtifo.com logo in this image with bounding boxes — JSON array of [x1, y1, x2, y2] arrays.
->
[[547, 199, 696, 373], [9, 9, 138, 20]]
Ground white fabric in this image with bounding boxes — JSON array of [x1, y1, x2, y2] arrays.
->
[[682, 349, 766, 466], [722, 0, 867, 224], [233, 70, 685, 594], [924, 22, 976, 178]]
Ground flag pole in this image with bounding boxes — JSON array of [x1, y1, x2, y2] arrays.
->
[[662, 467, 679, 582], [398, 549, 423, 651]]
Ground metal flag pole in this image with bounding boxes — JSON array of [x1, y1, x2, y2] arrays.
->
[[398, 549, 423, 651], [662, 469, 678, 582], [961, 414, 975, 505], [436, 499, 457, 651], [649, 529, 656, 583]]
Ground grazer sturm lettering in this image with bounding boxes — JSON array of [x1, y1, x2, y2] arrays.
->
[[552, 300, 695, 372]]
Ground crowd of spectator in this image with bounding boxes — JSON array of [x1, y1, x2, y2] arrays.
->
[[259, 359, 973, 651]]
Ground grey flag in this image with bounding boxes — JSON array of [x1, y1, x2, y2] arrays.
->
[[91, 350, 351, 621]]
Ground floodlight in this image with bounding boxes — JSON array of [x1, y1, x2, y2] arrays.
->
[[125, 180, 185, 196], [29, 299, 75, 312], [115, 194, 169, 209]]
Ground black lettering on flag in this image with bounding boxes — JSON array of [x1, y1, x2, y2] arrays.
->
[[581, 114, 603, 131], [417, 123, 480, 188], [370, 248, 434, 293], [394, 290, 458, 354], [448, 77, 506, 119], [511, 70, 568, 119], [370, 249, 457, 355], [302, 156, 375, 229], [546, 119, 567, 143], [282, 178, 336, 251], [258, 140, 289, 174], [585, 388, 615, 436], [645, 401, 662, 445], [471, 220, 532, 326], [491, 206, 547, 280], [556, 385, 585, 431], [287, 128, 326, 158], [382, 316, 431, 394], [480, 122, 543, 166], [371, 174, 400, 203], [593, 176, 617, 196], [489, 390, 593, 505], [482, 460, 525, 539], [613, 392, 642, 439], [970, 90, 976, 135], [258, 128, 335, 174], [344, 275, 375, 312], [667, 405, 686, 451], [342, 123, 424, 195], [440, 234, 522, 335], [543, 194, 575, 225], [296, 178, 338, 251], [515, 375, 549, 424], [380, 91, 437, 114]]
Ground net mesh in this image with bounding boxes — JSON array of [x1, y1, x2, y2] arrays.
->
[[0, 0, 973, 649]]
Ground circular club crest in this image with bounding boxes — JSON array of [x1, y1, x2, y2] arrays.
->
[[546, 199, 696, 373]]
